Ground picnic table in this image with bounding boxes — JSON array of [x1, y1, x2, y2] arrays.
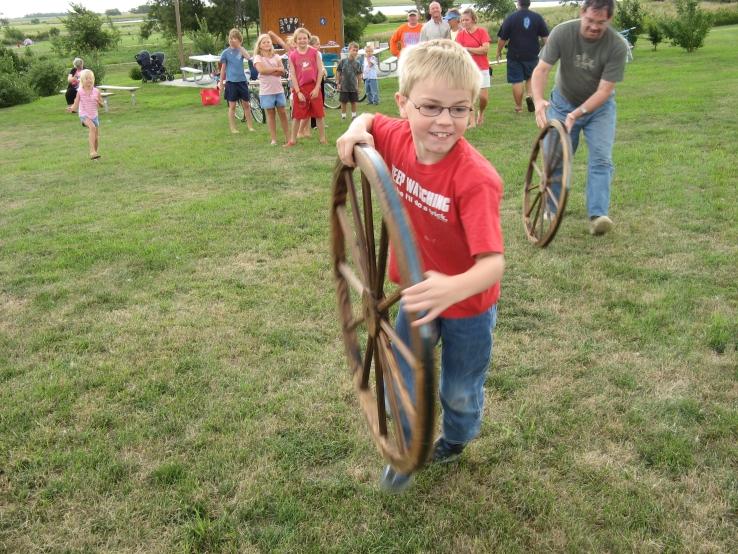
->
[[187, 54, 221, 82], [97, 85, 140, 105]]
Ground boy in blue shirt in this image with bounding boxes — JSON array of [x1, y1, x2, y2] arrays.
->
[[219, 28, 254, 133]]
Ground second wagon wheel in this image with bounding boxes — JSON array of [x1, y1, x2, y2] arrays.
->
[[331, 145, 436, 475], [523, 119, 573, 247]]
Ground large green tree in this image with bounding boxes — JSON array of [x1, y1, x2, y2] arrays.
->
[[343, 0, 372, 43], [52, 4, 120, 55], [474, 0, 517, 23], [141, 0, 260, 40]]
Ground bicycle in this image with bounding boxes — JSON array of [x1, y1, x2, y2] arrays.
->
[[323, 78, 367, 110], [234, 82, 265, 124]]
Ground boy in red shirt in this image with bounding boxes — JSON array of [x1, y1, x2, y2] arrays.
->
[[337, 39, 505, 492]]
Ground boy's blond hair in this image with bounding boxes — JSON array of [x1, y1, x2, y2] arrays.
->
[[228, 28, 243, 42], [79, 68, 95, 87], [309, 35, 320, 46], [254, 33, 272, 57], [292, 27, 311, 41], [348, 42, 359, 50], [398, 39, 480, 103]]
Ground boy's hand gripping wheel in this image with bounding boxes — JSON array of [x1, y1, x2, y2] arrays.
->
[[331, 145, 436, 474]]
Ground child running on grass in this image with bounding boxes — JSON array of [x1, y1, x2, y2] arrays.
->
[[336, 39, 505, 493], [219, 28, 254, 134], [336, 42, 363, 120], [66, 69, 103, 160], [286, 27, 327, 146], [253, 33, 290, 146]]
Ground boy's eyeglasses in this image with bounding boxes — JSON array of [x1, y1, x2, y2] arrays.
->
[[408, 100, 473, 119]]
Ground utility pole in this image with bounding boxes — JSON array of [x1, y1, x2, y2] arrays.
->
[[174, 0, 185, 66]]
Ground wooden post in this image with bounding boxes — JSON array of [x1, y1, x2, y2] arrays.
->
[[174, 0, 185, 67]]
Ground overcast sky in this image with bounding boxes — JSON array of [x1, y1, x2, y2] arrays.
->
[[1, 1, 140, 19]]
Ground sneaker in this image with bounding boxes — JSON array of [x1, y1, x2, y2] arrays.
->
[[340, 114, 346, 120], [525, 96, 535, 112], [379, 465, 413, 493], [431, 437, 465, 464], [589, 215, 613, 236]]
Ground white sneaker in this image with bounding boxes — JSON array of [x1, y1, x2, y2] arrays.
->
[[589, 215, 613, 235]]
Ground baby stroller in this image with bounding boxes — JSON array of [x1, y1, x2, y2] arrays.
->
[[135, 50, 173, 82]]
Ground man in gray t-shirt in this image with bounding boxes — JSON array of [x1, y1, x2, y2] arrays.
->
[[531, 0, 628, 236]]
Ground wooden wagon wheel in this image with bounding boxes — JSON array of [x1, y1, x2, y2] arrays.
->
[[331, 145, 436, 474], [523, 119, 573, 247]]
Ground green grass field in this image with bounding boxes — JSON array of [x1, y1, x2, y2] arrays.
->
[[1, 22, 736, 553]]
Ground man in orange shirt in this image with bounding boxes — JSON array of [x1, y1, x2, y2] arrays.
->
[[389, 8, 422, 57]]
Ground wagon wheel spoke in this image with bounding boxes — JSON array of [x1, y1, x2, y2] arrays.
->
[[545, 186, 560, 213], [336, 261, 369, 297], [374, 222, 389, 299], [525, 187, 542, 219], [378, 321, 417, 421], [360, 174, 378, 288], [376, 333, 409, 453], [335, 206, 369, 288], [361, 335, 374, 388], [344, 174, 371, 284], [377, 289, 402, 313]]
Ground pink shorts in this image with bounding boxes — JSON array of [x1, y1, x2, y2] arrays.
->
[[292, 82, 325, 120]]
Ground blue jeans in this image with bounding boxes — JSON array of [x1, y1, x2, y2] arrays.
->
[[392, 304, 497, 446], [547, 88, 616, 218], [364, 78, 379, 104]]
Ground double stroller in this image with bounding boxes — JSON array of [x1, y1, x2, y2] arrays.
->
[[135, 50, 173, 82]]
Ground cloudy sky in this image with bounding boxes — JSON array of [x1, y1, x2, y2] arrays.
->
[[2, 1, 140, 19]]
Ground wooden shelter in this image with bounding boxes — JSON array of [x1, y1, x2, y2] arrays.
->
[[258, 0, 344, 49]]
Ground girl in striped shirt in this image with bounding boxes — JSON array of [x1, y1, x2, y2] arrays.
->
[[67, 69, 103, 159]]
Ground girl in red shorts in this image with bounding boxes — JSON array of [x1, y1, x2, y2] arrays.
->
[[286, 27, 327, 145]]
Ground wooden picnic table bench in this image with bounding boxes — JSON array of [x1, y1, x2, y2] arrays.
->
[[180, 66, 204, 82], [97, 85, 140, 105]]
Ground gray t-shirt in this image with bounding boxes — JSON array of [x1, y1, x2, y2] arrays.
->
[[337, 57, 362, 93], [420, 19, 451, 42], [540, 19, 628, 106]]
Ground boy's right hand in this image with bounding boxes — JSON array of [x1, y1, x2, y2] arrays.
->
[[336, 115, 374, 167]]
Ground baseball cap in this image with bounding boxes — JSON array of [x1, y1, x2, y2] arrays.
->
[[407, 9, 419, 15], [444, 12, 460, 21]]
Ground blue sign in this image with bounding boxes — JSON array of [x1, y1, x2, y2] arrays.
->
[[320, 17, 327, 26]]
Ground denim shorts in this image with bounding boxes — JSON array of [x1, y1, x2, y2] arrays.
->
[[224, 81, 250, 102], [80, 116, 99, 128], [259, 92, 286, 109], [507, 58, 538, 83]]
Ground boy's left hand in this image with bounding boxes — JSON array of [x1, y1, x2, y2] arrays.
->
[[401, 271, 460, 326]]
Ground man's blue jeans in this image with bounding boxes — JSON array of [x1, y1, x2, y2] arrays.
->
[[392, 304, 497, 446], [547, 87, 616, 218]]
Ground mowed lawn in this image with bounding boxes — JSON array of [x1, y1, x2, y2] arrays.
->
[[1, 26, 736, 553]]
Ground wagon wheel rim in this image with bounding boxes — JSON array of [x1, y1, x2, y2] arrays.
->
[[331, 145, 436, 474], [523, 119, 572, 247]]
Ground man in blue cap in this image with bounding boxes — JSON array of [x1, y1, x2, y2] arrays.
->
[[444, 8, 461, 41]]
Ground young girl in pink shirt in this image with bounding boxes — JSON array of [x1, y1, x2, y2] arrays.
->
[[66, 69, 104, 159], [254, 33, 290, 146]]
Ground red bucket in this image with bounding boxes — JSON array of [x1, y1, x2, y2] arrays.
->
[[200, 88, 220, 106]]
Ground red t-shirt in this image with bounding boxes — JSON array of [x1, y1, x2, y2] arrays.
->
[[289, 47, 319, 86], [456, 27, 491, 70], [372, 114, 504, 318]]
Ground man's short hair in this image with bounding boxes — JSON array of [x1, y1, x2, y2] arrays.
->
[[398, 39, 481, 104], [582, 0, 615, 17], [518, 0, 531, 7]]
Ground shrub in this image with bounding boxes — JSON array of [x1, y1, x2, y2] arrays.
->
[[27, 59, 65, 96], [646, 20, 664, 50], [614, 0, 645, 45], [49, 27, 61, 38], [188, 16, 223, 55], [3, 26, 25, 44], [0, 73, 36, 108], [373, 11, 388, 24], [343, 16, 367, 44], [711, 7, 738, 27], [0, 46, 21, 74], [129, 65, 143, 81], [662, 0, 712, 53], [79, 51, 106, 85]]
